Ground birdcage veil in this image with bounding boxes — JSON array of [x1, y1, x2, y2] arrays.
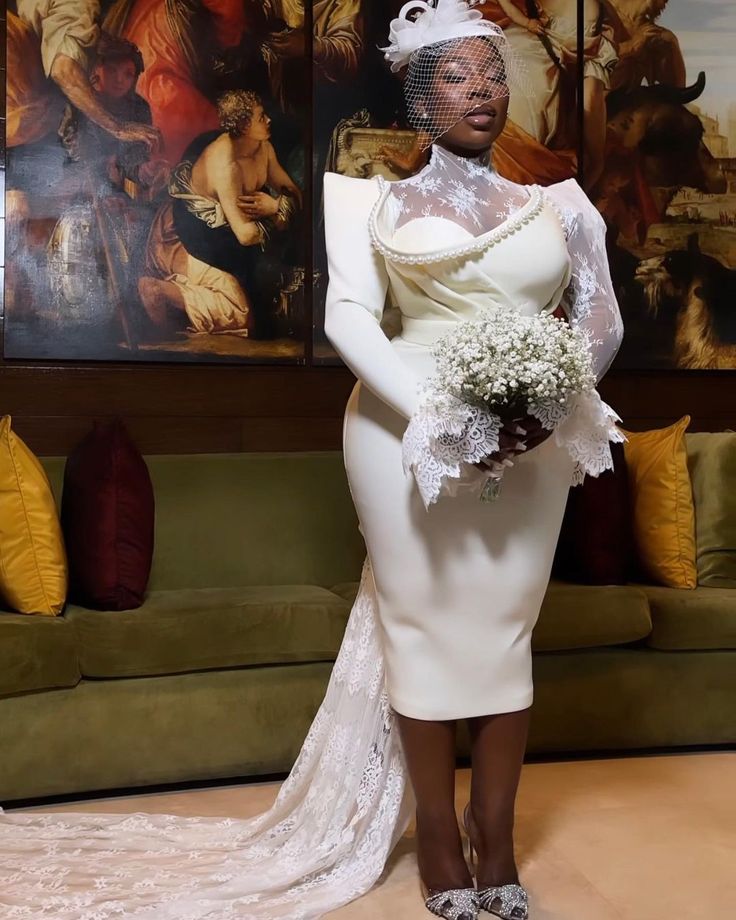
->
[[381, 1, 532, 149]]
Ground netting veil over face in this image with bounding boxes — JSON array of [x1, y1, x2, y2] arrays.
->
[[381, 1, 532, 149]]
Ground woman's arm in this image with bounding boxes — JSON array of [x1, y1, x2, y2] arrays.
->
[[323, 173, 422, 422], [552, 180, 625, 383], [213, 154, 264, 246], [497, 0, 544, 32]]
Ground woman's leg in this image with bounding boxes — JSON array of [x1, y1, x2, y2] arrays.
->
[[395, 713, 474, 891], [466, 708, 532, 886]]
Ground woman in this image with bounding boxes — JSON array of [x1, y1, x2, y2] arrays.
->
[[0, 4, 623, 919], [140, 89, 301, 338], [322, 2, 623, 916]]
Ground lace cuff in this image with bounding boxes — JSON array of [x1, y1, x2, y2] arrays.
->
[[548, 388, 627, 486], [402, 387, 627, 509], [401, 390, 502, 509]]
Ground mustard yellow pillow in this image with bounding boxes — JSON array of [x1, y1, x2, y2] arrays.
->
[[618, 416, 697, 589], [0, 416, 68, 614]]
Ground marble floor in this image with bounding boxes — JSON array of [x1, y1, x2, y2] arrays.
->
[[17, 751, 735, 919]]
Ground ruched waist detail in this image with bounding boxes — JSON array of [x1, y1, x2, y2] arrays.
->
[[397, 317, 461, 346]]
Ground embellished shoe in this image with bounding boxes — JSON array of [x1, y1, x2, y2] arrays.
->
[[476, 884, 529, 920], [462, 804, 530, 920], [420, 879, 480, 920]]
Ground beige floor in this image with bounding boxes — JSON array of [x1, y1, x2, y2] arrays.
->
[[19, 752, 735, 919]]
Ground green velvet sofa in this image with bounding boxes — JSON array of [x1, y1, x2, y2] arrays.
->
[[1, 442, 734, 804]]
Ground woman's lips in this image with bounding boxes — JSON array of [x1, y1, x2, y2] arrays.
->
[[464, 112, 496, 129]]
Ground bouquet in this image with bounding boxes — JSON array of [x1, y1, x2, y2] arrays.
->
[[402, 305, 626, 509]]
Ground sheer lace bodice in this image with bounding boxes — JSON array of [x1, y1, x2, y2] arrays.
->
[[368, 144, 624, 386], [386, 144, 533, 235]]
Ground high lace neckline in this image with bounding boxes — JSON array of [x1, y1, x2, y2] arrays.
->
[[368, 138, 543, 263], [429, 143, 496, 176]]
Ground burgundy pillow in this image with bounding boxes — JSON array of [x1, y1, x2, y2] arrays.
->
[[553, 441, 639, 585], [61, 419, 154, 610]]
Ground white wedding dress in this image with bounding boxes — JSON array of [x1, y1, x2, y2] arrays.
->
[[0, 145, 624, 919]]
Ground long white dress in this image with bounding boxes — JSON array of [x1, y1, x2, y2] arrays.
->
[[324, 144, 624, 720], [0, 146, 623, 919]]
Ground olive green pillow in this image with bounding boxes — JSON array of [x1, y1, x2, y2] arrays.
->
[[685, 432, 736, 587]]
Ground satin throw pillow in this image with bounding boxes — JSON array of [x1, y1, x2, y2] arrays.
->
[[0, 416, 68, 615], [61, 419, 155, 610], [618, 416, 697, 589]]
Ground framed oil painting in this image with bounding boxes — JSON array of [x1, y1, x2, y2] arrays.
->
[[4, 0, 308, 363], [589, 0, 735, 369], [5, 1, 735, 370]]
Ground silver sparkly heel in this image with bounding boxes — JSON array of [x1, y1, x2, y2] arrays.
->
[[476, 884, 529, 920], [462, 804, 530, 920], [421, 881, 480, 920]]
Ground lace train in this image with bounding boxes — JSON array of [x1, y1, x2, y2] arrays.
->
[[0, 557, 416, 920]]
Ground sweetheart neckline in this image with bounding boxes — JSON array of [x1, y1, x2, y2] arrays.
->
[[368, 179, 546, 265]]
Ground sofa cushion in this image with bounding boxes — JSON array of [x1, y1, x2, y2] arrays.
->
[[619, 416, 697, 589], [532, 581, 652, 651], [61, 419, 155, 611], [329, 582, 360, 602], [121, 454, 366, 591], [0, 416, 68, 615], [331, 580, 653, 651], [0, 611, 80, 697], [640, 585, 736, 651], [685, 432, 736, 588], [66, 585, 352, 678]]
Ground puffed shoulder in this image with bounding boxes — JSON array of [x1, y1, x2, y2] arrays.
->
[[323, 172, 384, 213], [544, 176, 606, 233], [323, 171, 383, 189]]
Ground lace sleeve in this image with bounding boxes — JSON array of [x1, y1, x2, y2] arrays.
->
[[547, 180, 625, 384]]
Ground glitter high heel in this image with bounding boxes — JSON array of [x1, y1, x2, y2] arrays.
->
[[462, 803, 530, 920], [420, 878, 480, 920]]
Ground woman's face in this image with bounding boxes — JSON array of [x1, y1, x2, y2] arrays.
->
[[244, 104, 272, 142], [424, 37, 510, 154]]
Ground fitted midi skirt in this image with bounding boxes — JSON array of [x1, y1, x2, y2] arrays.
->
[[342, 336, 577, 721]]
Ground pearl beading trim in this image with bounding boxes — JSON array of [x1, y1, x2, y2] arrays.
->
[[368, 175, 546, 265]]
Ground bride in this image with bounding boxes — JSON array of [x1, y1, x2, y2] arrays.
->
[[0, 3, 624, 919]]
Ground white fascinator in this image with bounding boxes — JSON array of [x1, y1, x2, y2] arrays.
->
[[382, 0, 499, 73], [381, 0, 531, 148]]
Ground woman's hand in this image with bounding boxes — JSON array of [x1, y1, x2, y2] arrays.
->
[[472, 419, 528, 471], [239, 192, 280, 219], [506, 412, 554, 452], [472, 412, 554, 473], [526, 18, 546, 35]]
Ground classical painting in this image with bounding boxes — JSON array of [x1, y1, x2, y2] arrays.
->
[[595, 1, 736, 369], [4, 0, 308, 363], [4, 1, 735, 369]]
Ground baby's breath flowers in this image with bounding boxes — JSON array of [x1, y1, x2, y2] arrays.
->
[[402, 305, 625, 509], [430, 305, 596, 415]]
